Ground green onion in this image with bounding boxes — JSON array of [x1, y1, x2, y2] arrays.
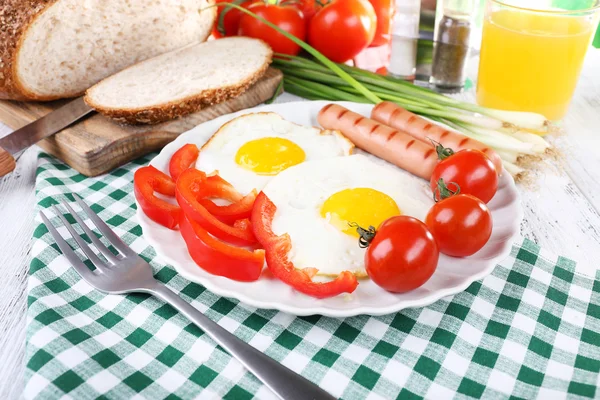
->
[[510, 131, 551, 153], [285, 76, 369, 103], [502, 161, 526, 178], [283, 81, 329, 101], [495, 149, 519, 164], [278, 71, 511, 130], [333, 86, 430, 108], [464, 126, 538, 155], [476, 109, 548, 131], [272, 57, 549, 131], [440, 119, 536, 155]]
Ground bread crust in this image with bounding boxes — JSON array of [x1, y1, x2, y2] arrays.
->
[[0, 0, 57, 101], [0, 0, 216, 101], [84, 41, 274, 125]]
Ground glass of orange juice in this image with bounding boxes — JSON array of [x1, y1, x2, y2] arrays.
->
[[476, 0, 600, 120]]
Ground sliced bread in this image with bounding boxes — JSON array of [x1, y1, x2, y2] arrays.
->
[[0, 0, 216, 101], [84, 37, 273, 125]]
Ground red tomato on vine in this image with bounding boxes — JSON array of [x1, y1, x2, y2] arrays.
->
[[368, 0, 394, 47], [308, 0, 377, 62], [213, 0, 255, 38], [238, 3, 306, 55]]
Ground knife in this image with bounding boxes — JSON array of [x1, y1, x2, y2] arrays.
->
[[0, 97, 94, 177]]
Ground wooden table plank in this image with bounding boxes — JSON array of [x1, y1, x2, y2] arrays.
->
[[0, 144, 39, 399], [558, 51, 600, 212], [516, 52, 600, 273]]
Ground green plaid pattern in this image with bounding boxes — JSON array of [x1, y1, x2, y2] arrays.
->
[[24, 152, 600, 399]]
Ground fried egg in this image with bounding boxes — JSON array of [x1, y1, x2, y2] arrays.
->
[[262, 155, 434, 277], [196, 113, 354, 195]]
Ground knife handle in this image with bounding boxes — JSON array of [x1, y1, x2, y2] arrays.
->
[[0, 146, 16, 177]]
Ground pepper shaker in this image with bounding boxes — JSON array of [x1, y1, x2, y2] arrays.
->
[[430, 0, 476, 90]]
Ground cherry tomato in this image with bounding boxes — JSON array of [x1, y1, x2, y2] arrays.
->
[[361, 216, 439, 293], [368, 0, 394, 47], [212, 0, 255, 38], [238, 3, 306, 55], [308, 0, 377, 62], [425, 194, 493, 257], [431, 148, 498, 204]]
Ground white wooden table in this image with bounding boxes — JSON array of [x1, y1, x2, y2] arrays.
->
[[1, 51, 600, 398]]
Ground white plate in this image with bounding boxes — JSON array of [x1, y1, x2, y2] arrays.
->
[[137, 101, 523, 317]]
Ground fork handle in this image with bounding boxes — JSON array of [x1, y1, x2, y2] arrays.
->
[[150, 282, 335, 400]]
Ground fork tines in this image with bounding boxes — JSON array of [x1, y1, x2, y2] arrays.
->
[[40, 194, 128, 278]]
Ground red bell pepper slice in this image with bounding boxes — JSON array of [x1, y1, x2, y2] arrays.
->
[[197, 175, 258, 224], [169, 143, 256, 223], [176, 168, 257, 246], [134, 166, 181, 229], [169, 144, 200, 181], [179, 213, 264, 282], [251, 192, 359, 298]]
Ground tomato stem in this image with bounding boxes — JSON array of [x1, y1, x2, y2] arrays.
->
[[348, 222, 376, 248], [434, 178, 460, 202], [278, 0, 302, 6], [279, 0, 329, 9], [429, 138, 454, 161]]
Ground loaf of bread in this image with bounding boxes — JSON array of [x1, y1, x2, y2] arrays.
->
[[0, 0, 216, 101], [84, 37, 273, 125]]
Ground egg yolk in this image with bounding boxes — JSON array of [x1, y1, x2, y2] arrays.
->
[[235, 137, 306, 175], [320, 188, 401, 237]]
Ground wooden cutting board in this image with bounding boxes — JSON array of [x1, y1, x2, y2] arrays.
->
[[0, 68, 283, 177]]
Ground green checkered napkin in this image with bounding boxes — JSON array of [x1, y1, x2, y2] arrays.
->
[[24, 152, 600, 400]]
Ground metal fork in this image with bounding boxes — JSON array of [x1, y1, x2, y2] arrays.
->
[[41, 194, 335, 400]]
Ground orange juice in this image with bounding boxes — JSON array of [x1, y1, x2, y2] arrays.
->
[[476, 9, 596, 120]]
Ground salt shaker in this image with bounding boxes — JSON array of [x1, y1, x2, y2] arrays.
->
[[430, 0, 476, 90], [388, 0, 421, 80]]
